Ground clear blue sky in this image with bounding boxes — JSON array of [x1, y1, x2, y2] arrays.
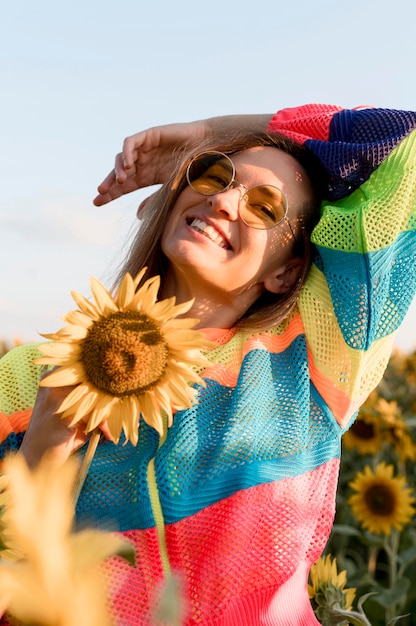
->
[[1, 0, 415, 351]]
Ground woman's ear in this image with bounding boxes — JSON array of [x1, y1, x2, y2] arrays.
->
[[263, 257, 304, 294]]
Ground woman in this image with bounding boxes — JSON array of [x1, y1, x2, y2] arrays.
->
[[1, 103, 416, 625]]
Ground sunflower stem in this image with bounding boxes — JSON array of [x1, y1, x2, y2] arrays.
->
[[72, 428, 101, 506], [368, 545, 379, 576], [384, 530, 400, 623]]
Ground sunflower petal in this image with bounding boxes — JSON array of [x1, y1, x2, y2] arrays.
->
[[102, 401, 123, 443], [61, 310, 93, 329], [35, 341, 82, 360], [85, 395, 117, 432], [64, 387, 101, 425], [49, 324, 89, 341], [90, 276, 119, 315], [140, 274, 160, 293], [133, 276, 160, 310], [39, 331, 60, 341], [39, 363, 85, 388], [106, 420, 121, 445], [151, 388, 174, 428], [116, 273, 135, 310], [148, 297, 178, 320], [140, 392, 163, 435], [164, 299, 195, 319], [122, 397, 140, 445], [164, 377, 195, 409], [164, 327, 210, 346], [132, 267, 148, 290], [70, 290, 102, 320], [163, 317, 200, 330], [58, 383, 91, 412], [166, 361, 206, 385]]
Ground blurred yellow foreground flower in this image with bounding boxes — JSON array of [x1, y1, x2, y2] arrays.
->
[[348, 461, 416, 535], [35, 269, 212, 445], [0, 453, 134, 626]]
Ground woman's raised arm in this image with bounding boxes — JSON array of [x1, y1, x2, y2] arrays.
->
[[93, 114, 271, 206]]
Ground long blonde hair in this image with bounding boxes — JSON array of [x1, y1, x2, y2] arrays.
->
[[113, 130, 327, 332]]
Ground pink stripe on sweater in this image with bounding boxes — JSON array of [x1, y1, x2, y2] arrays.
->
[[267, 103, 343, 145]]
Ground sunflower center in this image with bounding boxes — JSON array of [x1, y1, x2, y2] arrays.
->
[[81, 310, 169, 397], [364, 483, 396, 516], [351, 420, 376, 440]]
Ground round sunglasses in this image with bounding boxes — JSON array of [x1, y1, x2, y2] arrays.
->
[[186, 150, 296, 240]]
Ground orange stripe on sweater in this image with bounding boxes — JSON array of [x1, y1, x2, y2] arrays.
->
[[0, 410, 32, 441], [203, 315, 305, 388], [307, 348, 366, 428], [243, 314, 305, 358], [201, 363, 239, 388]]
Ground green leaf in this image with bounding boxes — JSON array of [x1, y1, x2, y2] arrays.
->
[[370, 578, 410, 608], [328, 607, 373, 626], [330, 524, 362, 537], [387, 614, 411, 626], [357, 591, 379, 611], [358, 532, 387, 548], [397, 546, 416, 569]]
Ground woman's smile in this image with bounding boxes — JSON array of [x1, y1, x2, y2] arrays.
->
[[186, 216, 232, 250]]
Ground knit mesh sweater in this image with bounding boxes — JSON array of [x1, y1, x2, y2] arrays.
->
[[1, 104, 416, 625]]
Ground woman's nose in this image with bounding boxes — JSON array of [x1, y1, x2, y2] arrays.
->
[[207, 188, 242, 220]]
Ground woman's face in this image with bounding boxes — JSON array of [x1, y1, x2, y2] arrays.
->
[[161, 146, 314, 306]]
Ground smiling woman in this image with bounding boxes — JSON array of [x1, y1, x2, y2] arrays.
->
[[160, 144, 317, 329], [1, 103, 416, 626]]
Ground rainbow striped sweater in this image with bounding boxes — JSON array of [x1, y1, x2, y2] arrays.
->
[[1, 104, 416, 625]]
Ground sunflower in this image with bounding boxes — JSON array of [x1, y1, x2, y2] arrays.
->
[[375, 398, 416, 462], [406, 352, 416, 384], [342, 410, 383, 456], [35, 269, 213, 445], [0, 453, 134, 626], [0, 471, 22, 562], [348, 462, 416, 535], [386, 425, 416, 463], [308, 554, 356, 625]]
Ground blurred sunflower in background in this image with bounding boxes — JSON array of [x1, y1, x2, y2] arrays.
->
[[0, 338, 23, 359], [348, 462, 416, 535], [375, 398, 416, 463], [343, 392, 416, 463], [35, 269, 212, 445], [342, 410, 383, 456]]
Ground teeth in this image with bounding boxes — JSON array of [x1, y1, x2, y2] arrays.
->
[[190, 218, 227, 248]]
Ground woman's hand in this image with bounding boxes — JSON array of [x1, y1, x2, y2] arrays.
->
[[93, 120, 208, 206], [93, 114, 271, 206], [20, 377, 113, 471]]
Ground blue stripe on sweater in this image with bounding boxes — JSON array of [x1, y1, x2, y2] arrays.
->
[[316, 230, 416, 350]]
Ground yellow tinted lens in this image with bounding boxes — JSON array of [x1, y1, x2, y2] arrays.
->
[[240, 185, 287, 229], [187, 153, 234, 195]]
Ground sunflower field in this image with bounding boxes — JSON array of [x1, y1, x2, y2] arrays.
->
[[319, 348, 416, 626], [0, 338, 415, 625]]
